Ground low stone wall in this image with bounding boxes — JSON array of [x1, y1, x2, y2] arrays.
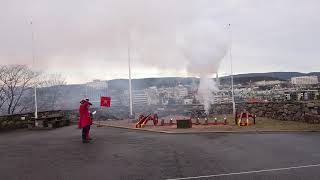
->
[[1, 102, 320, 130], [210, 101, 320, 123], [0, 113, 33, 130], [0, 110, 72, 131]]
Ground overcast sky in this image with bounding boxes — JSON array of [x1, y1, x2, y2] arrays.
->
[[0, 0, 319, 84]]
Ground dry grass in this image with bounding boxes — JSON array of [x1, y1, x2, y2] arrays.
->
[[97, 114, 320, 132]]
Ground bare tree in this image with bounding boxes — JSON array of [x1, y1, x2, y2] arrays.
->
[[0, 74, 6, 114], [0, 87, 5, 110], [37, 73, 66, 111], [0, 65, 38, 115], [0, 66, 7, 111]]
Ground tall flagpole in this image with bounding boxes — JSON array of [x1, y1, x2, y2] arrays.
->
[[30, 19, 38, 121], [229, 24, 236, 118], [128, 34, 133, 118]]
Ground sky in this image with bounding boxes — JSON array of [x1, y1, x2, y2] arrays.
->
[[0, 0, 319, 84]]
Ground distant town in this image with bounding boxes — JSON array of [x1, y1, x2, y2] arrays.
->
[[1, 70, 319, 117], [82, 72, 320, 109]]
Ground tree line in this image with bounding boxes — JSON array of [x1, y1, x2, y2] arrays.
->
[[0, 65, 66, 115]]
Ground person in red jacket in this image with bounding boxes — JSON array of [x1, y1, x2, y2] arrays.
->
[[78, 99, 93, 143]]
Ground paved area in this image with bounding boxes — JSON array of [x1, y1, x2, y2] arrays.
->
[[1, 125, 320, 180]]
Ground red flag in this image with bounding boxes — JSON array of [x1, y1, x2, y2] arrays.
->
[[100, 96, 111, 107]]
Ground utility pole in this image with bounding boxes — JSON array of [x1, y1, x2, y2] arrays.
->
[[85, 85, 88, 98], [128, 35, 133, 119], [30, 19, 38, 121], [229, 24, 236, 118]]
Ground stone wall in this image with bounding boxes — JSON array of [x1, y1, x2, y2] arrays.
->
[[0, 110, 72, 131], [210, 101, 320, 123], [0, 113, 33, 130]]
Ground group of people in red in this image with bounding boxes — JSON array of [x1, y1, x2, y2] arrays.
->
[[78, 98, 93, 143]]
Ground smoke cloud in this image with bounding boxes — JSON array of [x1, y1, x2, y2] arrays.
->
[[1, 0, 231, 111], [178, 20, 229, 76], [1, 0, 320, 83], [0, 0, 225, 73], [179, 20, 230, 113], [0, 0, 230, 88], [127, 14, 230, 113], [197, 77, 219, 114]]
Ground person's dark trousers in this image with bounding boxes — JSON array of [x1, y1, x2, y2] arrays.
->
[[82, 125, 91, 141]]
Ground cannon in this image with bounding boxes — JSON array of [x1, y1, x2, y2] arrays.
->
[[135, 113, 159, 128]]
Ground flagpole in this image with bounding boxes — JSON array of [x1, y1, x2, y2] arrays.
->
[[99, 101, 102, 127], [30, 19, 38, 123], [229, 24, 236, 119], [128, 34, 133, 119]]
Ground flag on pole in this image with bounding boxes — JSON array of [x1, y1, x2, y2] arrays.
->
[[100, 96, 111, 107]]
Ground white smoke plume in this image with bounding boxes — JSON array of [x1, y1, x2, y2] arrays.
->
[[197, 77, 219, 114], [132, 18, 230, 113], [178, 20, 230, 114]]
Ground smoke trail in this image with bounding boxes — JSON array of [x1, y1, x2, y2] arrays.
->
[[197, 76, 218, 114], [178, 20, 229, 114]]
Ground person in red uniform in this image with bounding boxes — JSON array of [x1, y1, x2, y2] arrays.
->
[[78, 99, 93, 143]]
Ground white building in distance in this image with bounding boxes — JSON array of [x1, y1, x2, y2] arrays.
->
[[213, 94, 232, 104], [291, 76, 319, 85], [145, 87, 159, 105], [183, 98, 193, 105], [132, 90, 148, 106], [254, 80, 284, 86], [85, 80, 108, 106], [175, 85, 188, 99]]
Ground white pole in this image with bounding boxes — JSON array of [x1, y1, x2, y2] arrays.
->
[[229, 24, 236, 118], [85, 85, 88, 98], [30, 19, 38, 120], [34, 86, 38, 119], [128, 35, 133, 118]]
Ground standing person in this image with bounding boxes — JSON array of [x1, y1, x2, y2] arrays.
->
[[78, 99, 93, 143]]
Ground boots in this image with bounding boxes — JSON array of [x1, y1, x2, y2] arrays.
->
[[82, 139, 90, 144]]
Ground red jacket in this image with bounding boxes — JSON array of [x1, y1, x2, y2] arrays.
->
[[78, 101, 92, 128]]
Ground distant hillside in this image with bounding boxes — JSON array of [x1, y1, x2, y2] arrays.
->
[[308, 72, 320, 77], [44, 71, 319, 110], [60, 72, 320, 92], [107, 72, 320, 90], [220, 76, 283, 85], [108, 77, 198, 91], [230, 72, 320, 81]]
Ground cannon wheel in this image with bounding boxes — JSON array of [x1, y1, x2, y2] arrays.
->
[[153, 114, 159, 126]]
